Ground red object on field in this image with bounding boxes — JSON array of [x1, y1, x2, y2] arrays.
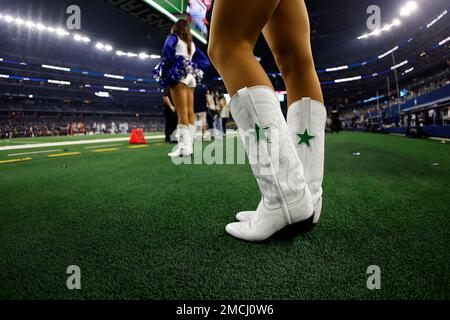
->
[[129, 129, 147, 144]]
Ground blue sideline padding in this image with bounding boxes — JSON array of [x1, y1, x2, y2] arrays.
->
[[385, 125, 450, 138]]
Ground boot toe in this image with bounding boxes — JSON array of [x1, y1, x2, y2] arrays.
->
[[225, 222, 256, 241], [235, 211, 255, 222]]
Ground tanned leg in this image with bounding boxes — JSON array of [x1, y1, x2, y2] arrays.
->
[[262, 0, 323, 106]]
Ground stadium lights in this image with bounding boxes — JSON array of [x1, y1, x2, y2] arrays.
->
[[96, 43, 112, 51], [326, 65, 348, 72], [95, 91, 110, 98], [104, 85, 129, 92], [25, 21, 36, 29], [334, 76, 362, 83], [0, 71, 154, 93], [138, 53, 161, 60], [36, 23, 46, 31], [14, 18, 24, 25], [391, 59, 409, 70], [427, 9, 447, 28], [42, 64, 71, 72], [0, 12, 161, 62], [381, 24, 392, 32], [378, 46, 399, 59], [357, 2, 416, 40], [392, 19, 402, 27], [357, 19, 402, 40], [400, 1, 418, 17], [56, 28, 70, 37], [74, 34, 91, 43], [48, 79, 71, 85], [104, 74, 125, 80], [438, 36, 450, 46]]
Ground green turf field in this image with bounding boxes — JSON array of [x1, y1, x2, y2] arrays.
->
[[0, 132, 449, 300]]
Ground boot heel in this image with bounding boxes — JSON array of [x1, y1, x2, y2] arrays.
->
[[276, 214, 316, 240]]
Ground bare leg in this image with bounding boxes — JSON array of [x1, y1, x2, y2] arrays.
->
[[208, 0, 281, 96], [170, 83, 189, 125], [187, 88, 195, 126], [262, 0, 323, 106]]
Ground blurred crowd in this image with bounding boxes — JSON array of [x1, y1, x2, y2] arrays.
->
[[340, 71, 450, 130], [0, 115, 164, 139]]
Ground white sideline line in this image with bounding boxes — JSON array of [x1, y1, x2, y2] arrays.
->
[[0, 140, 41, 144], [8, 149, 62, 157], [429, 137, 450, 142], [0, 135, 165, 152]]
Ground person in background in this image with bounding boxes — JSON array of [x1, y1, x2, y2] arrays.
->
[[206, 88, 218, 138], [153, 19, 210, 157], [194, 83, 209, 140], [331, 106, 341, 134], [212, 90, 223, 137], [163, 90, 178, 143], [418, 112, 426, 127], [218, 94, 229, 135]]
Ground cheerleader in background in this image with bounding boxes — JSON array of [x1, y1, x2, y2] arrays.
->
[[154, 19, 210, 158]]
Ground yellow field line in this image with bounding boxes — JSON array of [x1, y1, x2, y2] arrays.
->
[[47, 152, 81, 158], [0, 157, 32, 164], [92, 148, 120, 153], [128, 145, 149, 149]]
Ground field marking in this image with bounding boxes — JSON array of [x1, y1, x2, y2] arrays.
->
[[429, 137, 450, 142], [92, 148, 120, 153], [84, 144, 122, 149], [47, 152, 81, 158], [128, 145, 149, 149], [0, 157, 32, 164], [0, 135, 165, 152], [8, 149, 62, 157], [0, 140, 41, 144]]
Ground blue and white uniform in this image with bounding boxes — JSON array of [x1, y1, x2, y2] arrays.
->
[[153, 34, 210, 88]]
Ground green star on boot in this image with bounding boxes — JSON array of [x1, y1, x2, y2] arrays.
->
[[255, 123, 271, 144], [297, 129, 315, 147]]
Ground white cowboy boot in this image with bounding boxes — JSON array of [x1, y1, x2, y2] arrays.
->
[[168, 125, 193, 158], [189, 124, 196, 143], [236, 98, 326, 224], [225, 86, 314, 242]]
